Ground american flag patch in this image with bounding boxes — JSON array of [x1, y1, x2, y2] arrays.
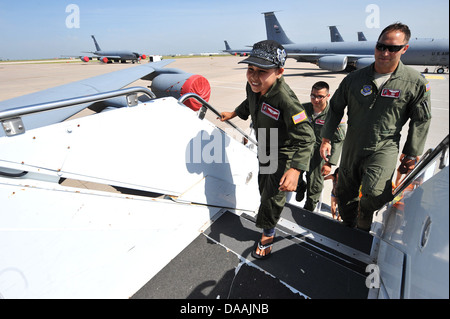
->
[[292, 111, 307, 124]]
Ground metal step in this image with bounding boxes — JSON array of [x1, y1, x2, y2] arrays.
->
[[133, 210, 370, 299], [277, 203, 374, 258]]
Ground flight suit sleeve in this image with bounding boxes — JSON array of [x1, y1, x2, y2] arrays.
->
[[234, 83, 251, 120], [284, 99, 315, 172], [402, 80, 432, 156], [234, 98, 250, 120], [322, 78, 349, 141], [328, 123, 346, 165]]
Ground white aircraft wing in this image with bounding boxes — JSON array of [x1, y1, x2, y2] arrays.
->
[[0, 60, 174, 136]]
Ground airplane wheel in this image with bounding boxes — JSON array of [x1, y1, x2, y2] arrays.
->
[[437, 68, 444, 74]]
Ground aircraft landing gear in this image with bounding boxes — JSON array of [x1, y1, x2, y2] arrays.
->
[[435, 66, 448, 74]]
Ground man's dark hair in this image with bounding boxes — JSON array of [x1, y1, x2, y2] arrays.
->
[[312, 81, 329, 92], [378, 22, 411, 43]]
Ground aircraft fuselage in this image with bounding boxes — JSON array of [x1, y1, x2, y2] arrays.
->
[[95, 50, 139, 61], [284, 39, 449, 67]]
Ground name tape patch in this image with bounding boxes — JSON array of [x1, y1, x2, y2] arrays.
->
[[261, 103, 280, 120], [315, 119, 325, 125], [381, 88, 401, 98]]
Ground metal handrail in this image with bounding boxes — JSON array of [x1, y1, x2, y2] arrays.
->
[[179, 93, 258, 146], [0, 86, 156, 121], [393, 134, 449, 197]]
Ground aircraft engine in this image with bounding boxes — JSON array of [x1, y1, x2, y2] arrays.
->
[[101, 57, 109, 63], [149, 71, 211, 111], [317, 55, 348, 72], [355, 57, 375, 69], [81, 56, 90, 62]]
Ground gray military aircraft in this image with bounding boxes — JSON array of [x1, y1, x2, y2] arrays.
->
[[222, 40, 251, 56], [264, 12, 449, 73], [78, 35, 147, 64]]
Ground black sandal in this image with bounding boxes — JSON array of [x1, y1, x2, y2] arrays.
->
[[251, 240, 274, 260]]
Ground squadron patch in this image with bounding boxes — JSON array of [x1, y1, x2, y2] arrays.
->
[[292, 111, 307, 124], [361, 85, 373, 96], [381, 88, 401, 98], [261, 103, 280, 120]]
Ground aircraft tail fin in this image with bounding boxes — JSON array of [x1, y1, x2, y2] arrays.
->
[[358, 32, 367, 41], [91, 35, 102, 51], [224, 41, 231, 51], [263, 12, 293, 45], [329, 26, 344, 42]]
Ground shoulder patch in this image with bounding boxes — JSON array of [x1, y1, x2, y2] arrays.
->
[[360, 85, 373, 96], [292, 111, 307, 124]]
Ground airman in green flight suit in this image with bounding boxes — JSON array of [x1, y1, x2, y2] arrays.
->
[[320, 23, 431, 231], [297, 81, 346, 212]]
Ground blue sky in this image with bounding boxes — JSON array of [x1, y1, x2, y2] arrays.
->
[[0, 0, 448, 60]]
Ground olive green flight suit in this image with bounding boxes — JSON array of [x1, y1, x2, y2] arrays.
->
[[235, 77, 315, 230], [321, 62, 431, 230], [302, 102, 346, 211]]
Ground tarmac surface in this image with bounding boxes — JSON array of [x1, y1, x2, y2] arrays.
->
[[0, 56, 448, 212]]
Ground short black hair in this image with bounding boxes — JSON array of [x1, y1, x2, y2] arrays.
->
[[378, 22, 411, 43], [312, 81, 329, 92]]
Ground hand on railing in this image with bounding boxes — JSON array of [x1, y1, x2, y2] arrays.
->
[[398, 154, 419, 175], [217, 111, 237, 122], [179, 93, 258, 146], [394, 154, 421, 188]]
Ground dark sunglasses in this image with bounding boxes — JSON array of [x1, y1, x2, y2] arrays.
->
[[376, 42, 406, 52]]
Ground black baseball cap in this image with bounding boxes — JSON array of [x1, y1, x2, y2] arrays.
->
[[239, 40, 287, 69]]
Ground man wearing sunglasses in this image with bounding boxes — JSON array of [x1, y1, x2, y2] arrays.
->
[[319, 22, 431, 231]]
